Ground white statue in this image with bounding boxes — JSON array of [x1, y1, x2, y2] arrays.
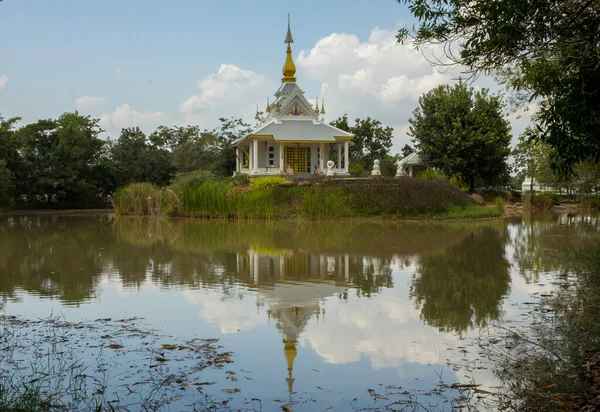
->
[[395, 159, 403, 177], [371, 159, 381, 176], [326, 160, 335, 176]]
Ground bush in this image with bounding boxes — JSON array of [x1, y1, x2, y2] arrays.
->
[[249, 176, 287, 190], [112, 183, 162, 216], [585, 197, 600, 210], [494, 196, 506, 214], [230, 173, 250, 187], [418, 169, 446, 181], [349, 164, 367, 177]]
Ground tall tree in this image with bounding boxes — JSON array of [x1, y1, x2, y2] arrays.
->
[[0, 116, 22, 205], [409, 82, 511, 192], [211, 117, 252, 177], [17, 113, 113, 202], [397, 0, 600, 173], [110, 127, 175, 187], [513, 127, 555, 192], [400, 144, 414, 158], [330, 115, 393, 170]]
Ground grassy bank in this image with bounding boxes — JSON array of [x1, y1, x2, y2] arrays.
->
[[112, 176, 499, 220]]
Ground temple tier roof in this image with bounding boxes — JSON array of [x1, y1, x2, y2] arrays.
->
[[230, 15, 354, 148]]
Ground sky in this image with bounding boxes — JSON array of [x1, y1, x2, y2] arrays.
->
[[0, 0, 534, 153]]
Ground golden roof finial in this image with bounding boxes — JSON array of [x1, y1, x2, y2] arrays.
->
[[314, 98, 319, 113], [320, 99, 326, 115], [255, 104, 260, 120], [285, 13, 294, 44], [266, 97, 271, 114], [282, 13, 297, 83]]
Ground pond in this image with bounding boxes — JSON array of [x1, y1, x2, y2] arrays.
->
[[1, 213, 599, 410]]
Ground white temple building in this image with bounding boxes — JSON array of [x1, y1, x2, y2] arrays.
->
[[231, 17, 354, 177]]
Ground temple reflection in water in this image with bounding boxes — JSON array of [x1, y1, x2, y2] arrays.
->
[[236, 249, 386, 393]]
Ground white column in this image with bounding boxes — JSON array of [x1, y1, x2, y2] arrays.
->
[[319, 143, 325, 171], [344, 141, 349, 173], [253, 139, 259, 171], [280, 142, 285, 171], [337, 143, 342, 169], [249, 144, 253, 171], [236, 147, 241, 172]]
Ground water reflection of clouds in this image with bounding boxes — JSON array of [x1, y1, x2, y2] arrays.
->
[[182, 289, 267, 334], [300, 271, 449, 368]]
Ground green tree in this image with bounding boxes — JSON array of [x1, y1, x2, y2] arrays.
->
[[16, 112, 113, 202], [211, 117, 252, 177], [513, 127, 553, 192], [397, 0, 600, 173], [0, 116, 22, 205], [400, 144, 414, 158], [110, 127, 175, 187], [330, 115, 393, 170], [409, 82, 511, 192]]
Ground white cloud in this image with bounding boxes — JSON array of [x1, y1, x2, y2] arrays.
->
[[115, 69, 127, 78], [99, 104, 166, 137], [296, 26, 533, 151], [0, 74, 7, 90], [75, 96, 106, 111], [180, 63, 274, 127]]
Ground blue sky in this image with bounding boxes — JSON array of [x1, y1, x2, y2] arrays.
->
[[0, 0, 532, 151]]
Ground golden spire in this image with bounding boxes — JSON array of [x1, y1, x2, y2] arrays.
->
[[320, 99, 326, 115], [284, 339, 297, 394], [314, 98, 319, 114], [266, 97, 271, 114], [255, 104, 260, 121], [282, 14, 297, 83]]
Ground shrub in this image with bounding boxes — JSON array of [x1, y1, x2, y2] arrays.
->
[[112, 183, 162, 216], [230, 173, 251, 187], [587, 198, 600, 209], [249, 176, 287, 190], [349, 164, 366, 177], [494, 196, 506, 214], [418, 169, 446, 181]]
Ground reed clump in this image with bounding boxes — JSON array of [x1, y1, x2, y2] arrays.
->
[[113, 176, 498, 219]]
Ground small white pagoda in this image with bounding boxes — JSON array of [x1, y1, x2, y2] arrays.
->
[[231, 16, 353, 177]]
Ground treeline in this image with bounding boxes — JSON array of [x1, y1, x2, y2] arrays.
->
[[0, 113, 251, 207], [0, 111, 403, 208]]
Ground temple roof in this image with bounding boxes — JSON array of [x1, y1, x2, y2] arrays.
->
[[398, 152, 421, 165], [230, 16, 354, 148], [232, 119, 353, 146]]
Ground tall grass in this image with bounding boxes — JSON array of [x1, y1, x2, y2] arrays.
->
[[113, 176, 493, 220]]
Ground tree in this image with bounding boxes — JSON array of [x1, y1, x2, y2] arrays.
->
[[513, 127, 552, 192], [400, 144, 414, 158], [0, 116, 22, 205], [397, 0, 600, 173], [110, 127, 175, 187], [211, 117, 252, 177], [409, 82, 511, 192], [16, 112, 113, 202], [330, 115, 393, 170]]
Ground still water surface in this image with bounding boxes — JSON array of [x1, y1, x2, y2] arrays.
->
[[1, 213, 599, 410]]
